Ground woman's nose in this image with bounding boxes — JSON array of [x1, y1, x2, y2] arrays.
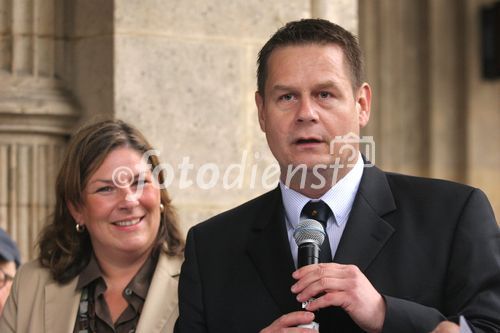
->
[[118, 186, 141, 209]]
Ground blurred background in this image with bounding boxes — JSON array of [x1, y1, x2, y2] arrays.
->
[[1, 0, 499, 261]]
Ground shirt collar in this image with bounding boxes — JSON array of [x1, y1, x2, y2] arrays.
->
[[128, 251, 158, 300], [76, 253, 101, 290], [280, 152, 364, 230], [75, 250, 158, 300]]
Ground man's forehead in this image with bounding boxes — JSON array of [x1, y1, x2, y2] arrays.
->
[[266, 46, 350, 80]]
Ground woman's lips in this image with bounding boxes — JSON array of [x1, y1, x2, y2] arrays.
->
[[112, 216, 145, 228]]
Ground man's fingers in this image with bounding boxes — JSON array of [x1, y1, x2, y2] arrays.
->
[[293, 263, 345, 279], [302, 291, 347, 312], [274, 311, 314, 327], [291, 263, 386, 332], [295, 277, 350, 303], [292, 264, 357, 294], [429, 321, 460, 333], [260, 311, 316, 333]]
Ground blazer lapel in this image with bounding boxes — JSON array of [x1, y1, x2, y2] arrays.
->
[[136, 252, 182, 333], [334, 165, 396, 272], [44, 278, 80, 333], [246, 188, 301, 314]]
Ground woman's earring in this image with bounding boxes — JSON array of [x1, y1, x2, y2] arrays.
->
[[75, 223, 86, 233], [160, 203, 165, 213]]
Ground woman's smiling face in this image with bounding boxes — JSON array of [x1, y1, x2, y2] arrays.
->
[[69, 147, 161, 259]]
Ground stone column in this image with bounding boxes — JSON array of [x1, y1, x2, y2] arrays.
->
[[0, 0, 79, 261], [360, 0, 431, 176], [311, 0, 358, 33], [463, 0, 500, 217], [359, 0, 500, 216]]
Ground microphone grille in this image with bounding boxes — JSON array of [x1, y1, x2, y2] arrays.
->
[[293, 218, 325, 246]]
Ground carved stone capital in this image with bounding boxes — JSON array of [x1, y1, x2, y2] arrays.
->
[[0, 75, 79, 135]]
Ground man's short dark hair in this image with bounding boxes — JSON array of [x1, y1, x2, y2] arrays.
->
[[257, 18, 364, 96]]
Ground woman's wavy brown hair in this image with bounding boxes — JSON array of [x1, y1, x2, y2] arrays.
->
[[38, 120, 184, 283]]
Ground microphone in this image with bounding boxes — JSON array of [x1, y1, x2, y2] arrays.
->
[[293, 218, 325, 331], [293, 218, 326, 268]]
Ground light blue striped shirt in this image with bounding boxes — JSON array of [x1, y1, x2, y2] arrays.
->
[[280, 153, 364, 268]]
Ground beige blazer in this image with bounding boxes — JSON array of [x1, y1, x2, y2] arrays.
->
[[0, 252, 182, 333]]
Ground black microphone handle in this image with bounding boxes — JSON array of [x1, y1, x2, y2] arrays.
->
[[297, 242, 320, 268]]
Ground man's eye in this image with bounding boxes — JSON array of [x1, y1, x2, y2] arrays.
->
[[319, 91, 332, 98], [279, 94, 294, 101]]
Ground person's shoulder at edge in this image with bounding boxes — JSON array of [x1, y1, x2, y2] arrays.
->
[[358, 166, 493, 225], [383, 170, 480, 201], [3, 258, 55, 321], [11, 259, 52, 285]]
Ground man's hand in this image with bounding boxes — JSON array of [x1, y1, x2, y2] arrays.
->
[[429, 321, 460, 333], [291, 263, 386, 333], [259, 311, 318, 333]]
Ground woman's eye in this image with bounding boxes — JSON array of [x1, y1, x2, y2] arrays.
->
[[130, 179, 151, 189], [135, 178, 150, 185], [97, 186, 113, 193]]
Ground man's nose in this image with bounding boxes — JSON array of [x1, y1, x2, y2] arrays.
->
[[296, 98, 319, 123]]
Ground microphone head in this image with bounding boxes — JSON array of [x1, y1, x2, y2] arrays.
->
[[293, 218, 325, 247]]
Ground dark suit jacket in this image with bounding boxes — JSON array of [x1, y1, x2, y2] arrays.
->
[[176, 165, 500, 333]]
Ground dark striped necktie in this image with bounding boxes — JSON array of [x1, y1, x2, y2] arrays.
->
[[301, 200, 333, 263]]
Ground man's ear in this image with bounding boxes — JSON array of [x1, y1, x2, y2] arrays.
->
[[67, 200, 84, 225], [356, 83, 372, 128], [255, 91, 266, 132]]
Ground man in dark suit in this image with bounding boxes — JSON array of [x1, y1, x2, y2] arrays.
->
[[175, 19, 500, 332]]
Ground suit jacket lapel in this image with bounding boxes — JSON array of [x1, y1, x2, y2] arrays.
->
[[246, 188, 301, 314], [44, 277, 80, 332], [245, 167, 396, 313], [334, 165, 396, 272], [137, 252, 182, 333]]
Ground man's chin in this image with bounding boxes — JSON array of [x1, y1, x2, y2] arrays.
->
[[283, 160, 337, 171], [281, 162, 330, 179], [280, 159, 351, 186]]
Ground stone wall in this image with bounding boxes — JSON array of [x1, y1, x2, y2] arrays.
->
[[109, 0, 358, 235], [0, 0, 357, 260], [0, 0, 79, 260]]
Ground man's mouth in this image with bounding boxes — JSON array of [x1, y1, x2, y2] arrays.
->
[[295, 137, 323, 145]]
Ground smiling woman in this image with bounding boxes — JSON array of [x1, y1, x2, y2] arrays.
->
[[0, 120, 184, 333]]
